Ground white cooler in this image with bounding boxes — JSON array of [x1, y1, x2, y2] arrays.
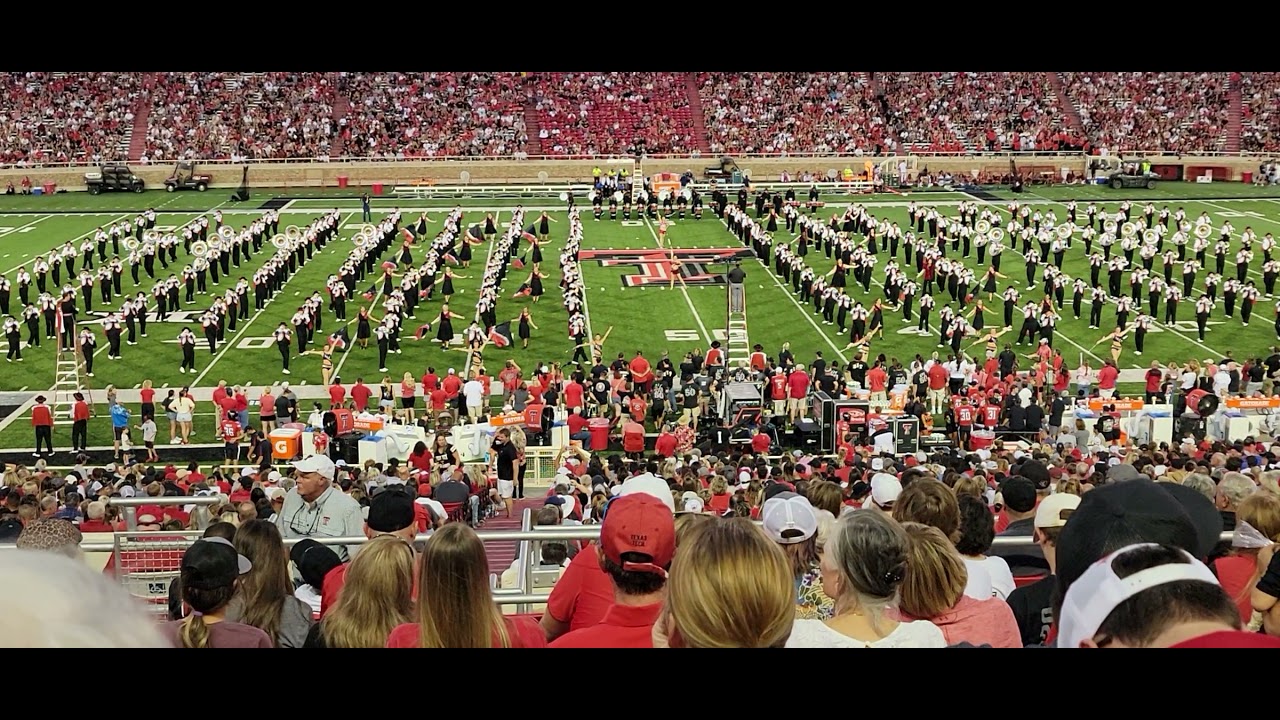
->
[[358, 434, 391, 467]]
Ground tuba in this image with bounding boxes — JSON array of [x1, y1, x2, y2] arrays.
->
[[189, 240, 208, 258], [271, 234, 289, 250], [1179, 220, 1192, 234], [1194, 223, 1213, 240], [1103, 219, 1118, 235], [124, 237, 140, 252], [1121, 222, 1137, 238], [218, 225, 237, 243], [285, 225, 302, 243], [989, 227, 1004, 244], [975, 219, 991, 234], [1142, 228, 1159, 244], [1056, 223, 1073, 240]]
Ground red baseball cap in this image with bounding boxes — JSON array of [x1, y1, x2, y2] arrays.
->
[[601, 494, 675, 577], [1170, 630, 1280, 648]]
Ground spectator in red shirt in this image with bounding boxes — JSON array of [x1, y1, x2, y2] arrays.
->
[[770, 370, 788, 418], [628, 352, 653, 395], [627, 394, 647, 422], [1144, 362, 1164, 403], [328, 378, 346, 409], [549, 494, 674, 648], [564, 378, 585, 411], [71, 392, 90, 453], [751, 426, 771, 455], [32, 395, 53, 457], [927, 361, 950, 415], [654, 424, 677, 458], [1098, 360, 1120, 399], [566, 408, 590, 443], [421, 368, 440, 393], [442, 369, 462, 400], [787, 365, 810, 424], [350, 377, 373, 412], [867, 362, 889, 403]]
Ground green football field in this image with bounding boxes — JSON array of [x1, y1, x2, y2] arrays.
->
[[0, 181, 1278, 449]]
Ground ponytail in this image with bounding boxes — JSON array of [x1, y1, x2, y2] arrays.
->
[[178, 613, 211, 649]]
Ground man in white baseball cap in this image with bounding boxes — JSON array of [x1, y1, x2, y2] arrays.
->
[[1057, 542, 1280, 648], [868, 473, 902, 512], [275, 454, 365, 562]]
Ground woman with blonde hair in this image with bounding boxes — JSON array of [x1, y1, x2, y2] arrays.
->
[[788, 510, 945, 648], [165, 538, 271, 648], [1216, 492, 1280, 624], [305, 536, 416, 648], [654, 518, 794, 648], [892, 522, 1021, 647], [806, 480, 845, 517], [225, 520, 314, 648], [400, 372, 417, 422], [707, 475, 732, 515], [387, 523, 545, 647]]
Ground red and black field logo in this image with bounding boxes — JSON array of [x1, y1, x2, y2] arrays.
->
[[578, 248, 754, 287]]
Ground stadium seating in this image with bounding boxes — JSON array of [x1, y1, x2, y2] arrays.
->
[[0, 72, 142, 165], [530, 72, 698, 155], [696, 72, 889, 156], [144, 72, 337, 162], [337, 72, 529, 159], [1059, 72, 1231, 154], [1240, 72, 1280, 153]]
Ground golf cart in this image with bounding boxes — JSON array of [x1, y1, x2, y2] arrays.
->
[[84, 164, 145, 194], [1098, 157, 1158, 190], [164, 161, 212, 192]]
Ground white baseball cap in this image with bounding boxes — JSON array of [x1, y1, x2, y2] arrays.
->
[[1034, 492, 1081, 529], [870, 473, 902, 507], [1058, 543, 1219, 649], [291, 454, 336, 480], [761, 492, 819, 545], [618, 475, 675, 513]]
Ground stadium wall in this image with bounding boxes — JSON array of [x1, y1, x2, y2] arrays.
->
[[3, 155, 1267, 192]]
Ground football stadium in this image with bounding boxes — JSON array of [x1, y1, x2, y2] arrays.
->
[[1, 71, 1279, 649]]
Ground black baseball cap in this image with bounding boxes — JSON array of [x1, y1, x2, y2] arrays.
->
[[1052, 479, 1199, 621], [1018, 459, 1051, 490], [1159, 482, 1226, 561], [366, 490, 417, 533], [290, 539, 342, 589], [999, 477, 1037, 514], [181, 537, 251, 590]]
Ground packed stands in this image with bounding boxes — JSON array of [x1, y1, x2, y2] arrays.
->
[[1059, 72, 1231, 153], [529, 72, 697, 156], [144, 72, 338, 162], [696, 72, 890, 156], [0, 72, 142, 165], [336, 72, 528, 159], [1239, 72, 1280, 153], [876, 73, 966, 153], [944, 73, 1084, 152]]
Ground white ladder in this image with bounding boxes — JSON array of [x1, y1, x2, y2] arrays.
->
[[632, 160, 644, 197], [726, 276, 750, 367], [52, 349, 81, 427]]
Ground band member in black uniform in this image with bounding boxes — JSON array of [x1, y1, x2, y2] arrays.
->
[[177, 327, 196, 373], [274, 322, 292, 375], [23, 303, 39, 347], [4, 314, 20, 361], [104, 312, 123, 359], [79, 327, 96, 377]]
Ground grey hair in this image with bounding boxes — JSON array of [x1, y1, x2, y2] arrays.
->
[[826, 510, 909, 635], [1218, 473, 1258, 508], [1182, 474, 1215, 502], [0, 551, 170, 647], [1258, 469, 1280, 497]]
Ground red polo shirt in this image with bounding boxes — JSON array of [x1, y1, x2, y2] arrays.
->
[[548, 602, 663, 648], [350, 383, 373, 411], [545, 543, 615, 632]]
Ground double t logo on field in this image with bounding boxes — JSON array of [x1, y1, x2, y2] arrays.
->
[[579, 248, 754, 288]]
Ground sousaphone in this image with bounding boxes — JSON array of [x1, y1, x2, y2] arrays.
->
[[1121, 222, 1137, 238], [189, 240, 209, 258], [1194, 223, 1213, 240], [975, 219, 992, 234], [989, 227, 1005, 244], [1104, 219, 1119, 235], [1056, 224, 1073, 240], [271, 234, 289, 250], [1142, 228, 1159, 244]]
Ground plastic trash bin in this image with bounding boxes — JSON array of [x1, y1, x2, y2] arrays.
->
[[336, 175, 349, 188], [371, 182, 383, 196], [1242, 171, 1253, 184], [42, 182, 55, 194]]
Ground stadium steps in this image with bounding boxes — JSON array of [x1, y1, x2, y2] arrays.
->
[[126, 76, 153, 162], [523, 100, 544, 156], [484, 497, 545, 577], [683, 73, 713, 155], [1225, 72, 1243, 153], [329, 72, 350, 157], [1049, 72, 1088, 136]]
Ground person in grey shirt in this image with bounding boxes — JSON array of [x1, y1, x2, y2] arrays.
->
[[274, 454, 365, 562], [727, 262, 746, 314]]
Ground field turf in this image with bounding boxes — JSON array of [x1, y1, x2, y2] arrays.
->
[[0, 181, 1278, 450]]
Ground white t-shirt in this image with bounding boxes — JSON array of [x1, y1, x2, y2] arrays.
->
[[965, 555, 1015, 601], [785, 618, 947, 648], [463, 380, 485, 406]]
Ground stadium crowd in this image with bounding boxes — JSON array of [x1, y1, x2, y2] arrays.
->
[[0, 72, 142, 166], [336, 72, 529, 159], [143, 72, 338, 162], [529, 72, 698, 156], [0, 72, 1274, 164], [1059, 72, 1231, 154], [1240, 72, 1280, 153], [696, 72, 890, 156]]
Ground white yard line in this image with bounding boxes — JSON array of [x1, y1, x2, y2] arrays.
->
[[641, 216, 713, 347]]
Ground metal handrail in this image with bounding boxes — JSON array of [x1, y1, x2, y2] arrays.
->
[[4, 149, 1273, 170], [106, 496, 221, 531], [3, 525, 1236, 555]]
